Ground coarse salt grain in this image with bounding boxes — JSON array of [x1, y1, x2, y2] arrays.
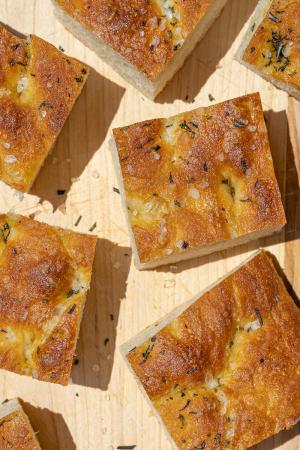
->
[[149, 36, 160, 50], [4, 155, 17, 164], [17, 76, 27, 94], [188, 187, 200, 200], [41, 110, 47, 118], [164, 279, 175, 288], [248, 125, 257, 132], [153, 152, 161, 160], [176, 240, 184, 249], [47, 82, 52, 88], [165, 248, 173, 255], [2, 142, 10, 149]]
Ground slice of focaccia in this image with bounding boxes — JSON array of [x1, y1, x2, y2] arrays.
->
[[122, 251, 300, 449], [236, 0, 300, 101], [0, 214, 96, 385], [0, 398, 41, 449], [111, 92, 286, 270], [0, 24, 89, 192], [51, 0, 229, 99]]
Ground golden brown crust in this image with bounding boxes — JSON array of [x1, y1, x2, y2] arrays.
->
[[0, 214, 96, 385], [127, 251, 300, 449], [54, 0, 215, 81], [242, 0, 300, 92], [0, 25, 89, 192], [113, 93, 286, 265], [0, 402, 40, 450]]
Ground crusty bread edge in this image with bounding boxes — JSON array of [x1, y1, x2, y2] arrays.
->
[[52, 0, 229, 99], [0, 398, 41, 449], [120, 250, 264, 450], [110, 136, 142, 269], [235, 0, 300, 101]]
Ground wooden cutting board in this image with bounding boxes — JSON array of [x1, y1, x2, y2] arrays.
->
[[0, 1, 299, 449]]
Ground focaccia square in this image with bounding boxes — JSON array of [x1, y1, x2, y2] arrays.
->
[[111, 93, 286, 270], [236, 0, 300, 101], [52, 0, 228, 99], [0, 214, 96, 385], [0, 24, 89, 192], [0, 398, 41, 450], [122, 251, 300, 449]]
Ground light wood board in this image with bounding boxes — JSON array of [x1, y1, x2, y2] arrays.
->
[[0, 1, 299, 449]]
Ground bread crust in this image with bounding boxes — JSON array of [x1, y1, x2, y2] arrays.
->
[[53, 0, 217, 81], [0, 25, 89, 192], [126, 251, 300, 449], [239, 0, 300, 98], [0, 399, 41, 450], [0, 214, 96, 385], [112, 93, 286, 267]]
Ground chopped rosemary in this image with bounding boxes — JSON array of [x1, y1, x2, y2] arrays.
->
[[104, 338, 109, 346], [66, 288, 79, 298], [195, 442, 206, 450], [187, 177, 195, 184], [11, 43, 20, 51], [255, 308, 263, 326], [169, 172, 174, 184], [203, 162, 208, 172], [268, 11, 279, 22], [74, 216, 82, 227], [179, 120, 195, 138], [214, 433, 221, 445], [151, 145, 161, 151], [233, 119, 247, 128], [117, 446, 136, 450], [178, 414, 185, 427], [89, 222, 97, 232], [58, 45, 65, 52], [113, 187, 120, 194], [0, 223, 10, 244], [162, 376, 167, 383], [141, 343, 155, 363], [182, 241, 188, 249], [57, 189, 65, 195], [208, 93, 215, 102], [179, 155, 190, 165], [241, 159, 247, 173], [68, 304, 76, 314], [179, 399, 191, 411], [174, 200, 181, 207], [75, 76, 83, 82]]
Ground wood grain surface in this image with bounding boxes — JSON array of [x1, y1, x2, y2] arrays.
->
[[0, 1, 299, 449]]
